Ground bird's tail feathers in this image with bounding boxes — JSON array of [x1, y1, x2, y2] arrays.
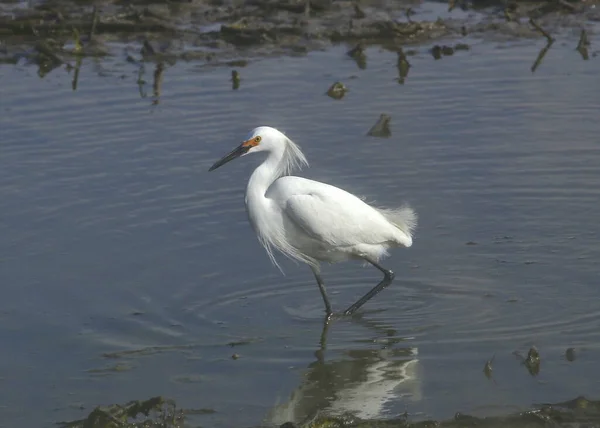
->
[[378, 204, 418, 238]]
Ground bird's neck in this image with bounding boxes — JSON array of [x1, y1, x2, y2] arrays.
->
[[246, 151, 284, 202], [245, 152, 284, 239]]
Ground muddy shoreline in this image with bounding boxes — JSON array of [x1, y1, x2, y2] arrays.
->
[[0, 0, 597, 71]]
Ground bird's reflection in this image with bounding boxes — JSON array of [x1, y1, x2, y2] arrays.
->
[[266, 315, 422, 425]]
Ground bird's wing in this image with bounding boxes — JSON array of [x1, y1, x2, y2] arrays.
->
[[283, 190, 393, 248]]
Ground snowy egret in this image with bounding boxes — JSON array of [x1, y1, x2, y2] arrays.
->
[[208, 126, 417, 317]]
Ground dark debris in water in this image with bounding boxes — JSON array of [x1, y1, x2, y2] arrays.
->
[[227, 337, 261, 347], [525, 346, 541, 376], [483, 354, 495, 380], [87, 363, 135, 376], [514, 346, 541, 376], [576, 29, 590, 60], [367, 114, 392, 138], [326, 81, 348, 100], [430, 43, 471, 60], [347, 42, 367, 70]]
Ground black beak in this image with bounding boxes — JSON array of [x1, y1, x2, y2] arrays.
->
[[208, 144, 250, 171]]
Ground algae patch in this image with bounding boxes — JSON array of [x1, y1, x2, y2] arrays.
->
[[58, 396, 184, 428]]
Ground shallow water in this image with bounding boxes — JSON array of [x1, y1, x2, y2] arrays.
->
[[1, 32, 600, 428]]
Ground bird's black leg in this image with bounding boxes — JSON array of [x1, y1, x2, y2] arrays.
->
[[318, 315, 330, 352], [343, 257, 395, 315], [310, 265, 333, 318]]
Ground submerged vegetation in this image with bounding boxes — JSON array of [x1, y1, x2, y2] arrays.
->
[[59, 395, 600, 428]]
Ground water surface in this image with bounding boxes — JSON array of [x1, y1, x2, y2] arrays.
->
[[1, 35, 600, 427]]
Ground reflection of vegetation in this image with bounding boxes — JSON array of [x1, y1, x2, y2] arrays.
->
[[396, 49, 410, 84], [576, 29, 590, 60], [153, 62, 165, 105], [136, 62, 166, 104], [70, 56, 83, 91], [531, 40, 553, 73], [347, 43, 367, 70], [35, 40, 64, 78], [231, 70, 241, 90], [529, 18, 554, 43], [528, 18, 555, 73], [137, 65, 148, 98]]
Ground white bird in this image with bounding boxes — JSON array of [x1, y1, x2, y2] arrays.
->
[[208, 126, 417, 317]]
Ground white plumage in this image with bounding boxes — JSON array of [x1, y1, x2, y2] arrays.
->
[[209, 126, 417, 317]]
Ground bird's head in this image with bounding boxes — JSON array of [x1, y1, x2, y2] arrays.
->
[[208, 126, 286, 171]]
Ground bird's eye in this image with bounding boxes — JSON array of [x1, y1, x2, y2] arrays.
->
[[255, 136, 262, 143]]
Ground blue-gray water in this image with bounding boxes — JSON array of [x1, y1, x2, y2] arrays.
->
[[1, 34, 600, 427]]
